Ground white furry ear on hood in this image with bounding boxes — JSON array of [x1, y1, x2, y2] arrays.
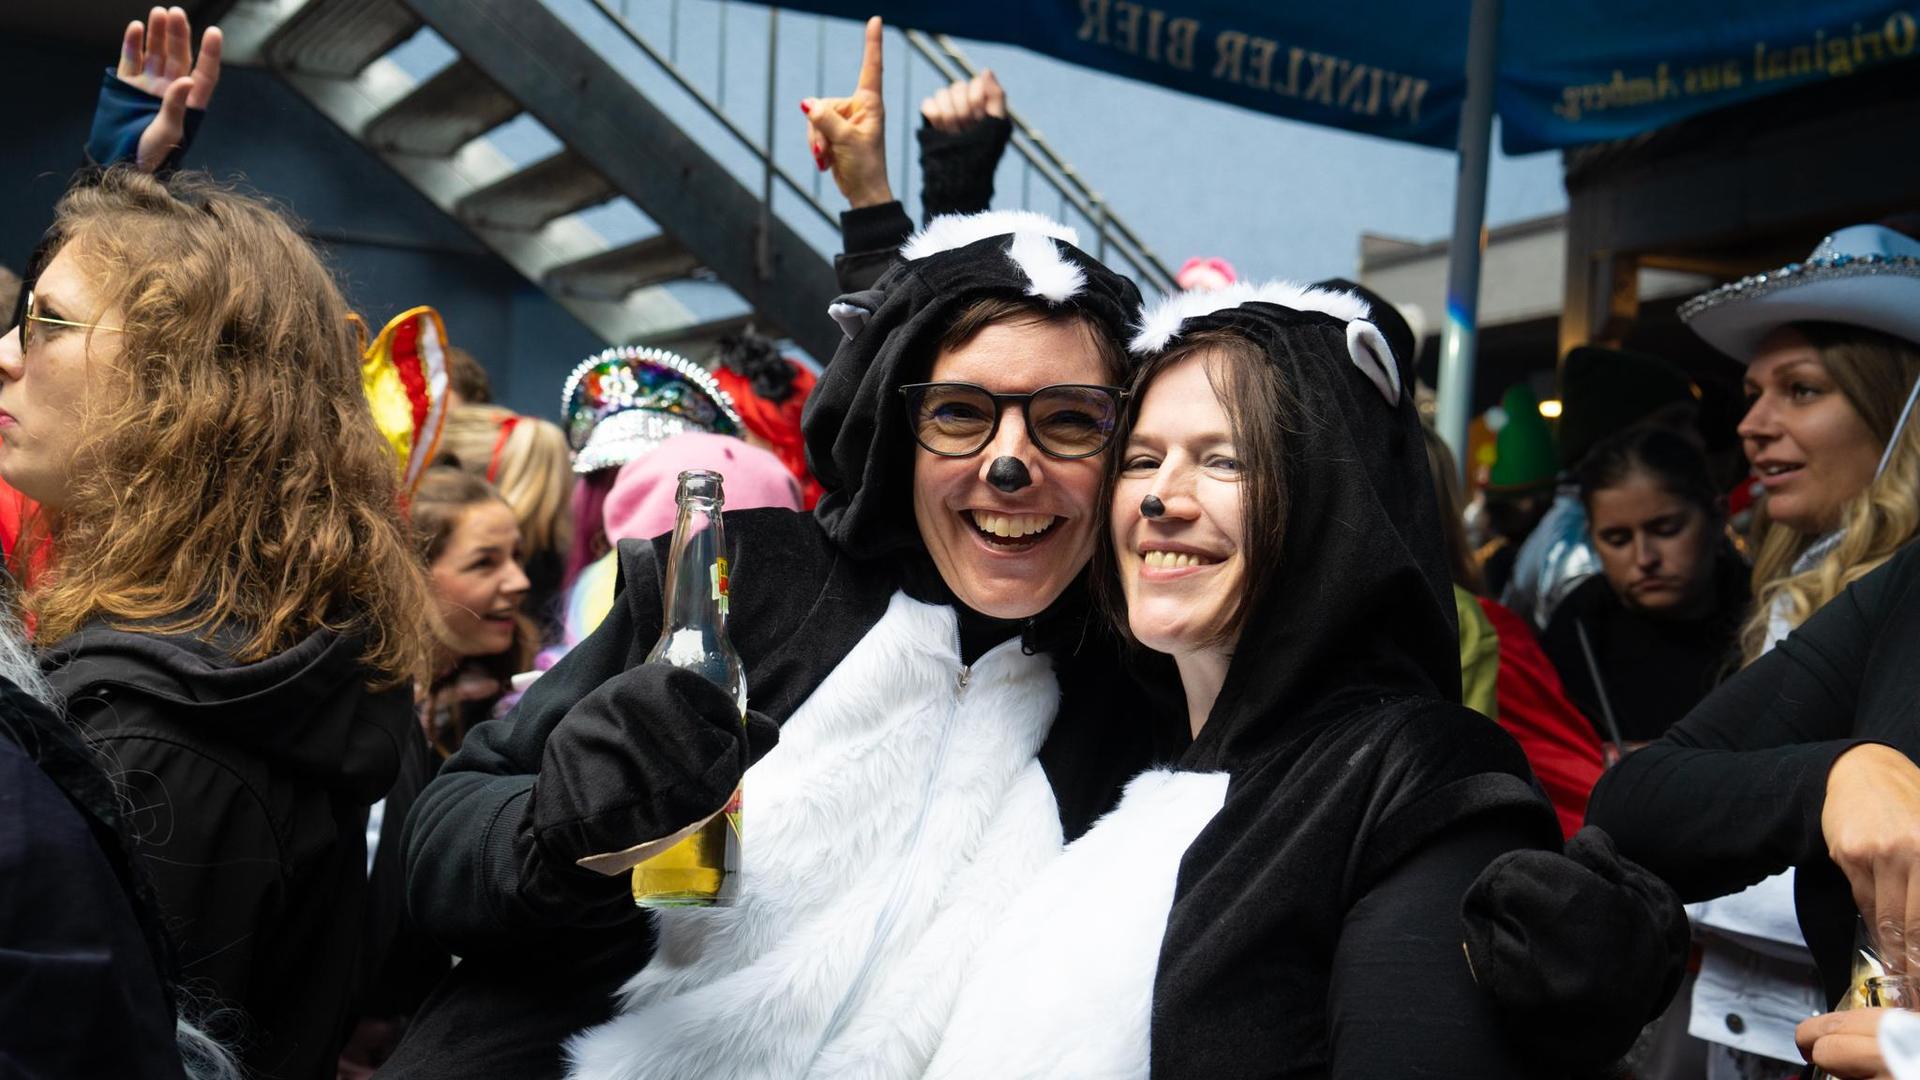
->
[[1008, 231, 1086, 303], [828, 298, 876, 341], [828, 287, 884, 341], [901, 209, 1088, 304], [1346, 321, 1402, 405], [1128, 280, 1373, 355]]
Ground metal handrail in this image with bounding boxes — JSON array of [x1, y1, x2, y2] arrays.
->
[[586, 0, 840, 232], [585, 1, 1175, 293], [902, 30, 1177, 294]]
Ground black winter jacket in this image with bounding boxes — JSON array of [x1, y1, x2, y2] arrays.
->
[[0, 674, 184, 1079], [43, 621, 418, 1080], [1589, 540, 1920, 1006]]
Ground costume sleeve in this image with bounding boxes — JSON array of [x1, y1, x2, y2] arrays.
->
[[85, 69, 204, 173], [1328, 817, 1546, 1079], [403, 543, 666, 953], [917, 116, 1012, 223], [89, 721, 280, 1010], [1351, 704, 1560, 894], [834, 202, 914, 292], [1586, 547, 1920, 902], [404, 512, 839, 954]]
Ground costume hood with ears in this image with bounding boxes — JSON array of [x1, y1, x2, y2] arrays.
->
[[803, 210, 1142, 561], [1127, 280, 1456, 769], [1125, 286, 1562, 1076]]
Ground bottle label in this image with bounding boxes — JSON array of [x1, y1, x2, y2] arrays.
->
[[711, 557, 730, 616]]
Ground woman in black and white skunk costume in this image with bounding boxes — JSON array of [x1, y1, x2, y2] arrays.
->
[[385, 209, 1159, 1080], [920, 284, 1665, 1078]]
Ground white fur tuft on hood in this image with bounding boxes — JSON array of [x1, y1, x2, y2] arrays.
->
[[900, 210, 1082, 262], [1008, 231, 1086, 303], [1128, 281, 1373, 355]]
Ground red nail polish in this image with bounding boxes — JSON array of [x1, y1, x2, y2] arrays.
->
[[813, 147, 828, 172], [799, 100, 811, 114]]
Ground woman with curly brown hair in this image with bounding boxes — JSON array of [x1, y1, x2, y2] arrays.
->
[[0, 167, 436, 1080]]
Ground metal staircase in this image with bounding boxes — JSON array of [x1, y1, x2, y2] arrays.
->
[[221, 0, 1174, 365]]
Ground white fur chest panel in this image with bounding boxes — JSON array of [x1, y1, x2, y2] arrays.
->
[[566, 592, 1065, 1080], [926, 769, 1231, 1080]]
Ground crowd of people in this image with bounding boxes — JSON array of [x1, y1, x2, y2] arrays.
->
[[9, 9, 1920, 1080]]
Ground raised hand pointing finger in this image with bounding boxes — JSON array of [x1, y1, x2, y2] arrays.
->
[[802, 16, 892, 209]]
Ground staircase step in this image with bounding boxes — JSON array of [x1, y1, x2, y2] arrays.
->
[[456, 149, 618, 232], [410, 0, 844, 363], [546, 236, 702, 301], [364, 57, 518, 156], [264, 0, 421, 79]]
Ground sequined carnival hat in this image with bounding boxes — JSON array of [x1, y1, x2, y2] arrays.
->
[[560, 346, 743, 474], [1680, 224, 1920, 361]]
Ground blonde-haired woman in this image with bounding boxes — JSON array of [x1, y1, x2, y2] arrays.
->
[[1591, 223, 1920, 1080], [1738, 320, 1920, 661], [438, 403, 572, 639], [0, 167, 436, 1080]]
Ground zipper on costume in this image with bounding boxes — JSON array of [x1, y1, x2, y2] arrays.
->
[[804, 619, 971, 1071]]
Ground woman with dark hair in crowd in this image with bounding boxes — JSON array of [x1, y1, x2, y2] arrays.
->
[[0, 168, 436, 1080], [1590, 223, 1920, 1080], [385, 209, 1152, 1079], [411, 466, 536, 756], [1540, 425, 1749, 749]]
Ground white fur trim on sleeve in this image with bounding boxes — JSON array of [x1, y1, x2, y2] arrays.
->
[[1128, 280, 1374, 355], [900, 210, 1082, 261], [1346, 320, 1402, 405]]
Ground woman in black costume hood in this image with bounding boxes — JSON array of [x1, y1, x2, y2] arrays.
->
[[388, 210, 1155, 1080], [923, 283, 1680, 1078]]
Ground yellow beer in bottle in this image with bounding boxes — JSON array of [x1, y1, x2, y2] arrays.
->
[[630, 469, 746, 907]]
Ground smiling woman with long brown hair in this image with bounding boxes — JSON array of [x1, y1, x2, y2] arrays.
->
[[0, 167, 435, 1079]]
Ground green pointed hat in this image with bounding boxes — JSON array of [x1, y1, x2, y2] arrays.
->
[[1487, 384, 1557, 494]]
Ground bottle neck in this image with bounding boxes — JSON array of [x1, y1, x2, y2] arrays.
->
[[659, 497, 729, 631]]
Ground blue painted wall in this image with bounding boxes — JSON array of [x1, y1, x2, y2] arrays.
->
[[0, 34, 605, 423]]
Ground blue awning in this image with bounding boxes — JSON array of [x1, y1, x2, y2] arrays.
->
[[768, 1, 1919, 151]]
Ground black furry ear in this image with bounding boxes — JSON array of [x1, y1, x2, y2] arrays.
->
[[718, 328, 797, 403]]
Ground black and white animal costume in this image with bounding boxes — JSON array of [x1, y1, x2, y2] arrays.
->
[[924, 285, 1566, 1079], [388, 211, 1153, 1080]]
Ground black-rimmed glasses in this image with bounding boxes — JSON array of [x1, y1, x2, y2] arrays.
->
[[900, 382, 1127, 460], [18, 289, 124, 353]]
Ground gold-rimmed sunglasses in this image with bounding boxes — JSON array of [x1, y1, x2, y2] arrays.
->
[[18, 289, 125, 353]]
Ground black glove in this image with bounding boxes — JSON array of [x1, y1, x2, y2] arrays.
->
[[1461, 825, 1689, 1071], [527, 663, 778, 870], [917, 115, 1012, 222]]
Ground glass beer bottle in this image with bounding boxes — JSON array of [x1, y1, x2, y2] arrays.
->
[[630, 469, 747, 907]]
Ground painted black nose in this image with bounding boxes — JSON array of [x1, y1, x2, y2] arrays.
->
[[987, 456, 1032, 492]]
